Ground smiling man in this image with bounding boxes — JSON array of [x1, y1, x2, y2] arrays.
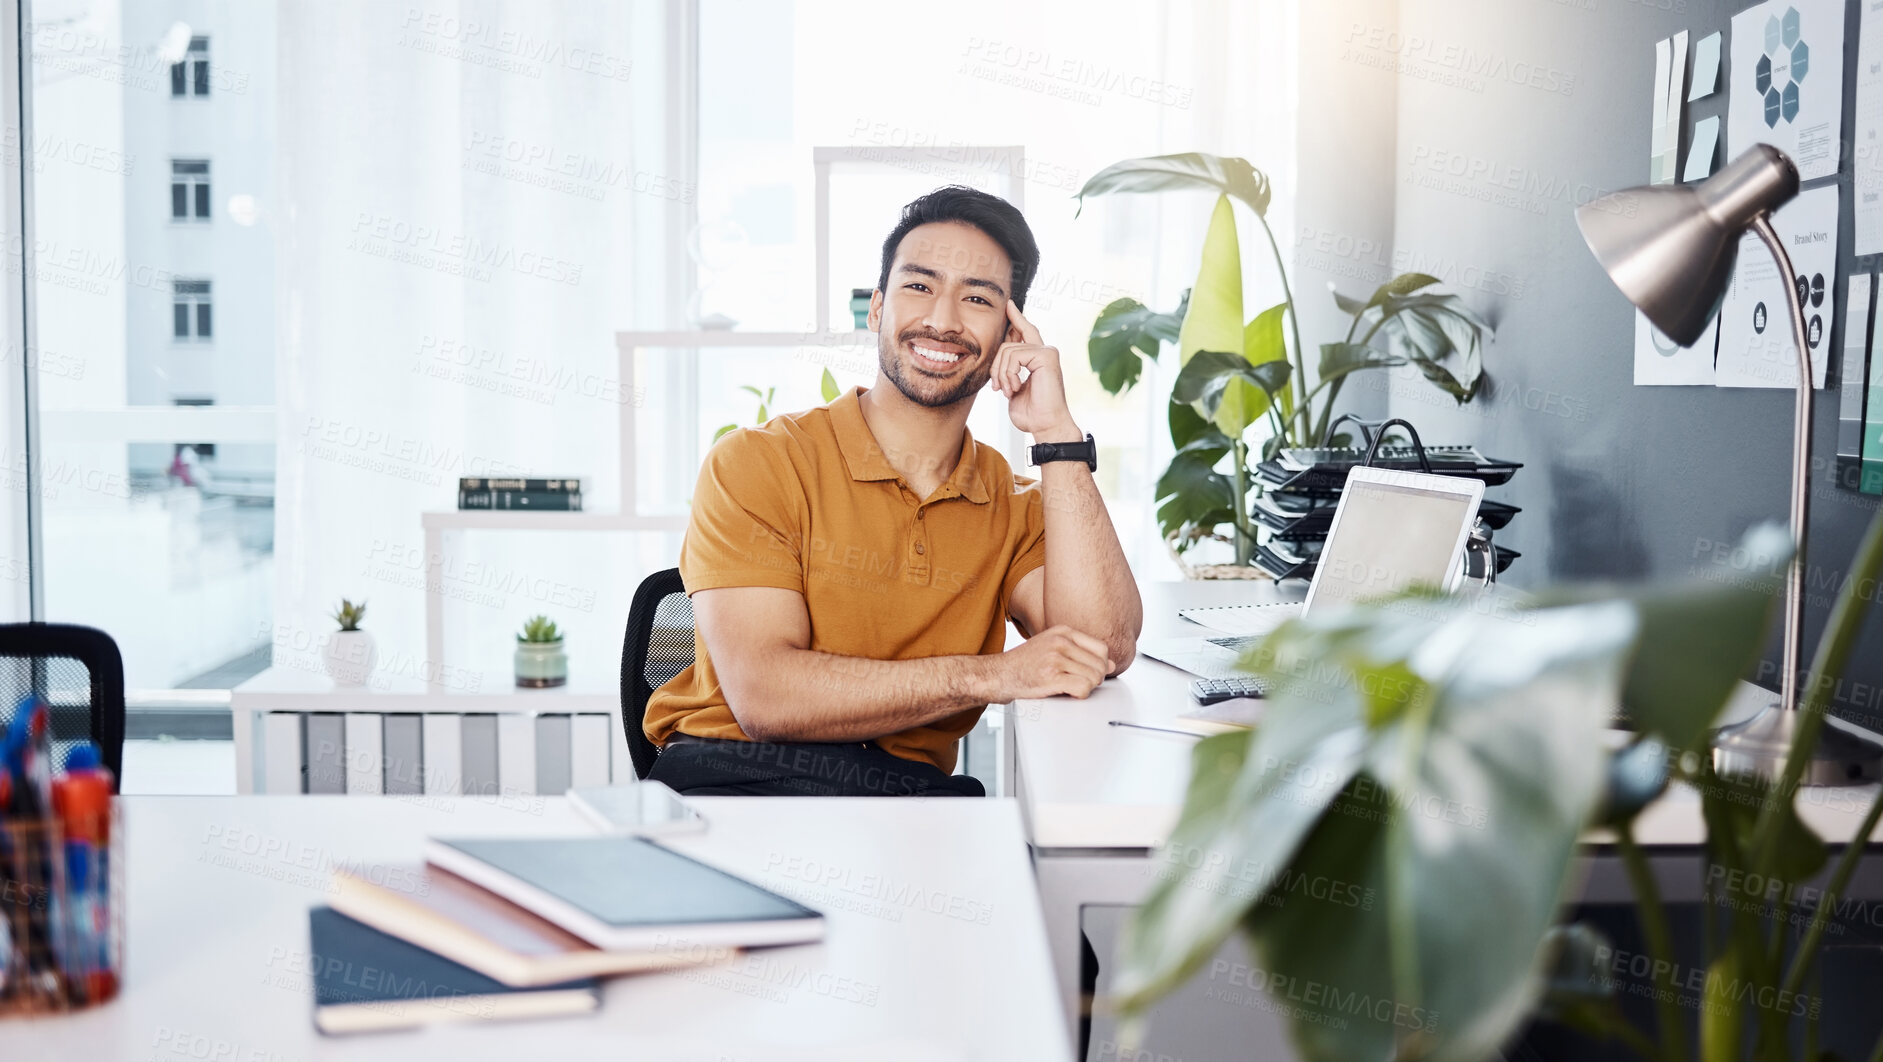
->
[[643, 186, 1143, 797]]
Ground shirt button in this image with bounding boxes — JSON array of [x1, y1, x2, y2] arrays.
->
[[915, 543, 926, 555]]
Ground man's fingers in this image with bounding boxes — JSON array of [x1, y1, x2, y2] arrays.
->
[[1005, 298, 1043, 345], [1054, 641, 1108, 681], [1057, 627, 1110, 659]]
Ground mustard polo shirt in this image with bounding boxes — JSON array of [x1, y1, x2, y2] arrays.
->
[[643, 386, 1047, 773]]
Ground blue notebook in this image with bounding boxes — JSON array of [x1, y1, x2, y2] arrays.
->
[[308, 907, 598, 1035], [425, 835, 824, 951]]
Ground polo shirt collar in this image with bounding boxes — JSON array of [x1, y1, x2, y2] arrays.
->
[[831, 386, 991, 505]]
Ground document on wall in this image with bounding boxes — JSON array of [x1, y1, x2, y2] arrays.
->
[[1685, 115, 1722, 182], [1651, 36, 1674, 183], [1729, 0, 1847, 182], [1691, 31, 1723, 101], [1838, 274, 1873, 460], [1716, 185, 1839, 389], [1635, 312, 1719, 386], [1856, 0, 1883, 254]]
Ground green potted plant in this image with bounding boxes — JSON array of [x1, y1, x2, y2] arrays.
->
[[323, 598, 375, 687], [1108, 511, 1883, 1062], [714, 370, 841, 442], [514, 614, 568, 688], [1076, 153, 1490, 571]]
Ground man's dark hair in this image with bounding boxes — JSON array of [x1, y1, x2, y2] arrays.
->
[[876, 186, 1040, 310]]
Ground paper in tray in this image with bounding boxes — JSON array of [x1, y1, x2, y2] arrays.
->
[[1256, 446, 1523, 493]]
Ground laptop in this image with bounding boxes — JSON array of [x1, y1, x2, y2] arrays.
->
[[1142, 465, 1486, 684]]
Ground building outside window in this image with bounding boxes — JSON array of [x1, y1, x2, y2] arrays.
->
[[170, 36, 208, 97], [172, 279, 212, 340], [171, 160, 210, 221]]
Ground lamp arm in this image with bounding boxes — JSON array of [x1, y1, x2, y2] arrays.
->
[[1747, 211, 1812, 715]]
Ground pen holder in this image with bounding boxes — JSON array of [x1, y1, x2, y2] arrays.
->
[[0, 801, 123, 1015]]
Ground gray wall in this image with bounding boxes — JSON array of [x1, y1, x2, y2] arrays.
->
[[1373, 0, 1882, 726]]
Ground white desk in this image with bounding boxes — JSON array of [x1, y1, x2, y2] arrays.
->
[[1010, 578, 1300, 1039], [1010, 579, 1883, 1046], [21, 796, 1071, 1062]]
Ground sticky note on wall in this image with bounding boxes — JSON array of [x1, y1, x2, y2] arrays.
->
[[1840, 274, 1873, 462], [1867, 295, 1883, 493]]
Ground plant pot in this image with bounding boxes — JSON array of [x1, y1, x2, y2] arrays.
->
[[515, 640, 568, 688], [1167, 536, 1274, 581], [324, 630, 377, 687]]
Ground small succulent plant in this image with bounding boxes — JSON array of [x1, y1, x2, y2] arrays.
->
[[330, 599, 367, 632], [517, 615, 562, 643]]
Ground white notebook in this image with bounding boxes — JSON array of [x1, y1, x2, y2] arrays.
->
[[1176, 602, 1302, 637]]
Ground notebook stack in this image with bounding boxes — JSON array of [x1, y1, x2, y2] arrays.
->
[[308, 834, 824, 1034]]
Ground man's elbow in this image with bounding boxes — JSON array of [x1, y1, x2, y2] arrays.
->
[[1107, 637, 1137, 677], [720, 669, 787, 742], [727, 699, 785, 742]]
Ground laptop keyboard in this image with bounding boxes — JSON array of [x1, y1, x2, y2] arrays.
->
[[1206, 635, 1266, 653]]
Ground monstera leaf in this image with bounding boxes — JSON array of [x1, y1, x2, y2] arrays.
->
[[1112, 528, 1789, 1062], [1088, 293, 1188, 396], [1373, 291, 1490, 403], [1154, 439, 1234, 544], [1172, 352, 1292, 438], [1074, 152, 1272, 218]]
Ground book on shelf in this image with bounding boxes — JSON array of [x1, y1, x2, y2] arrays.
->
[[458, 488, 584, 511], [424, 835, 825, 951], [307, 907, 599, 1035], [328, 863, 734, 987], [460, 477, 582, 492]]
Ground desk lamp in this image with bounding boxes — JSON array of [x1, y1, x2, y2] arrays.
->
[[1575, 145, 1883, 786]]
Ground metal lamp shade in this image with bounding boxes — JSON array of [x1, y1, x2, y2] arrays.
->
[[1573, 144, 1800, 346]]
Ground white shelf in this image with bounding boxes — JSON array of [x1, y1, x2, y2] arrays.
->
[[422, 510, 688, 532], [616, 329, 873, 348], [230, 666, 618, 715]]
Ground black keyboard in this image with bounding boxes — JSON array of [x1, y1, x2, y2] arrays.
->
[[1190, 676, 1269, 704]]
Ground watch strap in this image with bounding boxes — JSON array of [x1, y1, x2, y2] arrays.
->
[[1029, 433, 1098, 472]]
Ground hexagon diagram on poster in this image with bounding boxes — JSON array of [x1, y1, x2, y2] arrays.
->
[[1730, 0, 1845, 182]]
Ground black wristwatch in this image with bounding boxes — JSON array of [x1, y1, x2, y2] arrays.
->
[[1028, 433, 1098, 472]]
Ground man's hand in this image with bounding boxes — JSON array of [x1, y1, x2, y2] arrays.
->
[[992, 300, 1082, 443], [995, 625, 1113, 700]]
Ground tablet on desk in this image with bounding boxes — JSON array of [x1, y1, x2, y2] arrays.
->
[[566, 781, 706, 837]]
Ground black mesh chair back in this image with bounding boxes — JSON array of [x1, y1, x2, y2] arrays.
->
[[619, 568, 694, 780], [0, 623, 126, 791]]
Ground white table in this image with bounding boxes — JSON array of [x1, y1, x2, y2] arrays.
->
[[1009, 579, 1301, 1040], [1010, 579, 1883, 1047], [20, 795, 1071, 1062]]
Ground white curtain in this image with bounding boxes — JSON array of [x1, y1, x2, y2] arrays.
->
[[272, 0, 675, 689]]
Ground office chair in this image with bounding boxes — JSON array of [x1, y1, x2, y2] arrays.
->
[[0, 623, 127, 791], [618, 568, 693, 780]]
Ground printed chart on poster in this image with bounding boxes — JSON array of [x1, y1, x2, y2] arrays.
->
[[1716, 184, 1839, 389], [1634, 312, 1719, 386], [1729, 0, 1846, 183]]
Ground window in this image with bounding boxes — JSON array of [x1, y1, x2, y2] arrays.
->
[[173, 280, 212, 339], [171, 160, 211, 221], [170, 36, 209, 97]]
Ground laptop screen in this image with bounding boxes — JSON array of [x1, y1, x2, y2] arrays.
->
[[1305, 477, 1477, 613]]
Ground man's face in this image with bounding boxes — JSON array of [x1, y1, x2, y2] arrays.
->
[[869, 221, 1015, 410]]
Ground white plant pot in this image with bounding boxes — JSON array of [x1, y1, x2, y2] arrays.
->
[[324, 630, 377, 687]]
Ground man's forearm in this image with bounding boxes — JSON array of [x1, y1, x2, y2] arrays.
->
[[1036, 429, 1143, 671], [724, 647, 1000, 743]]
